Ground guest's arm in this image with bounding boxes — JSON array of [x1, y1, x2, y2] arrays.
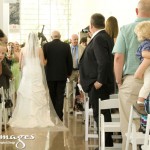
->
[[114, 53, 124, 88], [19, 49, 23, 70], [134, 58, 150, 79], [134, 50, 150, 79]]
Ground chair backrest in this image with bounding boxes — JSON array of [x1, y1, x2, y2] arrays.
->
[[99, 98, 119, 110], [98, 98, 120, 150], [109, 94, 118, 99], [142, 114, 150, 150]]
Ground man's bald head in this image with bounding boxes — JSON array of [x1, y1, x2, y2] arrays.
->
[[137, 0, 150, 17]]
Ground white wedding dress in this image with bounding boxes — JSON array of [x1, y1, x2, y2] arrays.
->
[[8, 56, 55, 128]]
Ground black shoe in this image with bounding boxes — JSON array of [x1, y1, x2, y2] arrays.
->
[[95, 147, 99, 150], [133, 102, 147, 115]]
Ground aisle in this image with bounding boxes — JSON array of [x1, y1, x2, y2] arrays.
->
[[0, 99, 98, 150]]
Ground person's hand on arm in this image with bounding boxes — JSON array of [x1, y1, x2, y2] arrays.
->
[[134, 58, 150, 79]]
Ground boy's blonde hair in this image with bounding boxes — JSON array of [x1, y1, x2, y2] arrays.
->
[[134, 21, 150, 42]]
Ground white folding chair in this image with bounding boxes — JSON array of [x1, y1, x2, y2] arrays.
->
[[99, 98, 121, 150], [142, 114, 150, 150], [85, 94, 119, 142], [125, 105, 145, 150], [85, 95, 98, 141]]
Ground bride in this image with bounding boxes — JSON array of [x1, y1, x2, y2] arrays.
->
[[8, 32, 62, 128]]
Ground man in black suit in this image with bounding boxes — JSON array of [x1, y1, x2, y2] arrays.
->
[[79, 13, 114, 149], [43, 30, 73, 121]]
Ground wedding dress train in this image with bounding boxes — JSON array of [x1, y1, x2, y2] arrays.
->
[[8, 57, 55, 128]]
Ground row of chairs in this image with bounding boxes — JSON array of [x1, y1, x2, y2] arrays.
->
[[68, 83, 121, 148], [65, 81, 150, 149], [98, 97, 150, 150]]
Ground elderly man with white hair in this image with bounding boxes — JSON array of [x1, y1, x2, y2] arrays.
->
[[43, 30, 73, 121]]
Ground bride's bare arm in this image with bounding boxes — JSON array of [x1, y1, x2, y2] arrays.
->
[[39, 48, 47, 65]]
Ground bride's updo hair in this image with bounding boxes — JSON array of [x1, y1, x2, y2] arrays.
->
[[25, 32, 39, 58]]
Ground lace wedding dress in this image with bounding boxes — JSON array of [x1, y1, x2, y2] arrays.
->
[[8, 33, 66, 130]]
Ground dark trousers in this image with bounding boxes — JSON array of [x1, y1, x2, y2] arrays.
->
[[47, 81, 66, 120], [88, 85, 113, 147]]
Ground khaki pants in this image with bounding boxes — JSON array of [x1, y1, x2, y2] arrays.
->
[[119, 75, 143, 150], [67, 70, 79, 108]]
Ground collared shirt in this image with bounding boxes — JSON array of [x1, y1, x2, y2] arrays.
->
[[91, 29, 105, 40], [112, 17, 150, 76]]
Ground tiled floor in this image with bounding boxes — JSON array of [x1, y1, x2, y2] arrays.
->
[[0, 100, 98, 150]]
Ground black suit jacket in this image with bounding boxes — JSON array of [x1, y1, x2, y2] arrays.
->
[[0, 61, 12, 89], [43, 39, 73, 81], [79, 30, 114, 93]]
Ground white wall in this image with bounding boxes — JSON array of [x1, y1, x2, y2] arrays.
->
[[0, 0, 9, 36], [1, 0, 139, 42], [70, 0, 138, 35]]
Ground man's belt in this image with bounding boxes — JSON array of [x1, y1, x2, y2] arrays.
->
[[73, 68, 79, 71]]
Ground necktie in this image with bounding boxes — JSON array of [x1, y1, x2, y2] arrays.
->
[[72, 47, 77, 68]]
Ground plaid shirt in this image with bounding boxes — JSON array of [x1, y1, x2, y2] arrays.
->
[[136, 40, 150, 62]]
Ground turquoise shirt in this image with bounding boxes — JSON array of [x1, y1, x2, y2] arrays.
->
[[112, 18, 150, 76]]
